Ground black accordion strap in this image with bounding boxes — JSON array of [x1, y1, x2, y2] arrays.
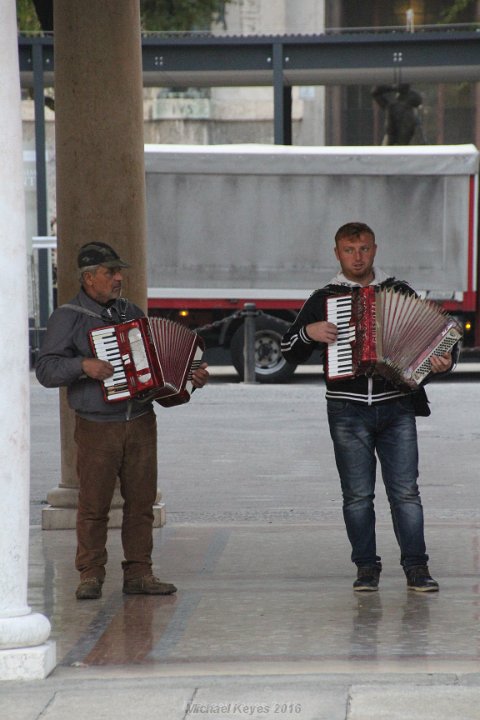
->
[[60, 303, 103, 320], [107, 298, 128, 324], [60, 298, 129, 324]]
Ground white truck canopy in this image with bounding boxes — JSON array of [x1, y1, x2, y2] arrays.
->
[[145, 144, 479, 297]]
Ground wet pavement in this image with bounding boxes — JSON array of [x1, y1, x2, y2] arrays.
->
[[2, 368, 480, 719], [27, 522, 480, 675]]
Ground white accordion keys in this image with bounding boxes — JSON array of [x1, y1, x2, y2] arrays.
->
[[326, 294, 356, 379]]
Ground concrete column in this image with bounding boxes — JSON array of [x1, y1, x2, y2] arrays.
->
[[42, 0, 165, 529], [0, 0, 55, 679]]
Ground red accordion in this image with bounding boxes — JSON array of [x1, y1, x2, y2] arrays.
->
[[326, 286, 462, 389], [89, 316, 205, 407]]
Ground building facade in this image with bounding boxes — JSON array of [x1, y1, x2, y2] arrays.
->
[[325, 0, 480, 146], [21, 0, 480, 271]]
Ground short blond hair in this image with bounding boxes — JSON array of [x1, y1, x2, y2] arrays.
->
[[335, 222, 375, 245]]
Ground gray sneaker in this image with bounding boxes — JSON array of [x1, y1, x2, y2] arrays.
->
[[353, 565, 381, 592], [406, 565, 439, 592], [123, 574, 177, 595], [75, 577, 103, 600]]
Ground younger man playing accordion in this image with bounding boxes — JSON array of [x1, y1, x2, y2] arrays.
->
[[281, 222, 456, 592]]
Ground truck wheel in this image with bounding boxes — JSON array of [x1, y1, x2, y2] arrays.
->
[[230, 316, 297, 383]]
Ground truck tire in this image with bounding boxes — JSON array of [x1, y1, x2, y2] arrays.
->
[[230, 316, 297, 383]]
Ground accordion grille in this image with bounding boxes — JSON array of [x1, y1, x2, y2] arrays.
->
[[376, 288, 455, 374], [148, 317, 200, 390]]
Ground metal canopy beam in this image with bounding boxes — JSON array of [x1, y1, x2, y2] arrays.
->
[[19, 30, 480, 90]]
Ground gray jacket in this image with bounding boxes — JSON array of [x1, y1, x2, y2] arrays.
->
[[35, 289, 153, 421]]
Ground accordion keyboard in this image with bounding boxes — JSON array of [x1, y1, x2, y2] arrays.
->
[[326, 295, 356, 379], [89, 327, 131, 400]]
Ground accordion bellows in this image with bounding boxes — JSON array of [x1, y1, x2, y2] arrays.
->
[[326, 286, 462, 389], [89, 316, 204, 406]]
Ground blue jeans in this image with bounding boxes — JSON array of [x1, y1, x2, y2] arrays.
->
[[327, 397, 428, 570]]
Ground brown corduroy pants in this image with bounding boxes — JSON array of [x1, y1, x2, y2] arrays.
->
[[74, 411, 157, 582]]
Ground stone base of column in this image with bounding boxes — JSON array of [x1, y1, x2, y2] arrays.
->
[[0, 640, 56, 680], [41, 486, 166, 530]]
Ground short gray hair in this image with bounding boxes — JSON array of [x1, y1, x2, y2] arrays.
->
[[78, 264, 100, 284]]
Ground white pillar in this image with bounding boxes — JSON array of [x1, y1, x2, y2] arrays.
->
[[0, 0, 55, 679]]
